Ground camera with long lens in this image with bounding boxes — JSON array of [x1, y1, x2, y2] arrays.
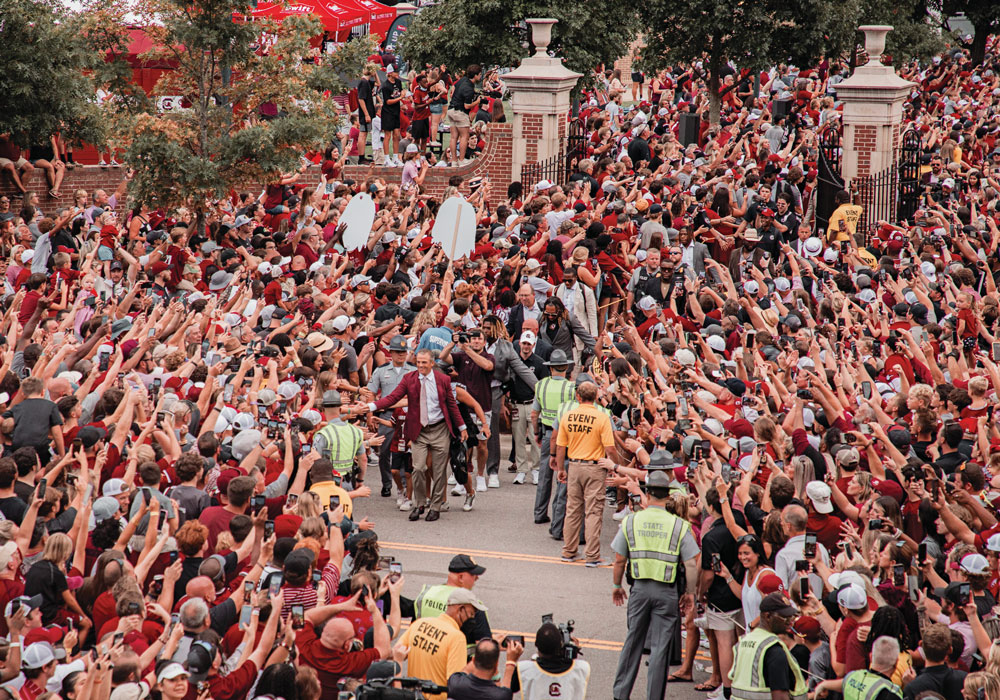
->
[[339, 677, 448, 700]]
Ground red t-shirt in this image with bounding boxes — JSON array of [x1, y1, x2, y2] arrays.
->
[[295, 624, 381, 699], [199, 506, 238, 552]]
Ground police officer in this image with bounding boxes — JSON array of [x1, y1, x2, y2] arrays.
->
[[547, 373, 611, 541], [812, 635, 902, 700], [367, 335, 415, 500], [730, 592, 809, 700], [611, 469, 700, 700], [530, 348, 575, 511], [312, 390, 367, 488], [413, 554, 492, 650]]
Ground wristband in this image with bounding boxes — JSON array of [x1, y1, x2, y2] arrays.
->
[[613, 583, 622, 589], [505, 661, 517, 666]]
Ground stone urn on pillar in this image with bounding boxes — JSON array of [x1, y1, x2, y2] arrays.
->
[[833, 25, 915, 185], [502, 19, 582, 183]]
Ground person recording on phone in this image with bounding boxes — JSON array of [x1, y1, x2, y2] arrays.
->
[[774, 504, 830, 596], [448, 637, 522, 700], [611, 469, 698, 700]]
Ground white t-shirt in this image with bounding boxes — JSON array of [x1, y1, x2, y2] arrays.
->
[[371, 116, 384, 150]]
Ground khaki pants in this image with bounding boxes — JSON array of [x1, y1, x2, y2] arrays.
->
[[561, 461, 606, 561], [411, 421, 450, 512], [510, 402, 538, 474]]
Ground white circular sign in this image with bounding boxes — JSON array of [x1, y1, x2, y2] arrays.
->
[[431, 196, 476, 260], [341, 192, 376, 251]]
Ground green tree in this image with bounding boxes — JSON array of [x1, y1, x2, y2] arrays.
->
[[114, 0, 370, 219], [942, 0, 999, 65], [640, 0, 785, 125], [399, 0, 639, 88], [0, 0, 113, 147]]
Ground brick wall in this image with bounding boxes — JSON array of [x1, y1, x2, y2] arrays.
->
[[854, 124, 877, 177], [2, 124, 517, 211]]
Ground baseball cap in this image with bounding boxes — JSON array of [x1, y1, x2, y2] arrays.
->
[[446, 588, 487, 611], [986, 533, 1000, 553], [828, 570, 867, 591], [109, 682, 151, 700], [448, 554, 486, 576], [103, 478, 128, 497], [792, 615, 821, 637], [22, 642, 56, 670], [757, 573, 786, 595], [89, 496, 120, 530], [519, 331, 537, 346], [674, 348, 696, 366], [157, 662, 187, 683], [805, 481, 833, 514], [185, 640, 216, 681], [960, 553, 989, 575], [837, 583, 868, 610], [759, 592, 798, 616], [445, 312, 462, 324]]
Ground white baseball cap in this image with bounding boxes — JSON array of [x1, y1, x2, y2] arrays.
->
[[828, 570, 867, 590], [637, 296, 657, 312], [805, 481, 833, 514], [519, 331, 537, 346], [836, 583, 868, 610], [961, 553, 990, 575]]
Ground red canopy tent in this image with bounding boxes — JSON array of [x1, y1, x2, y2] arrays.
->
[[350, 0, 395, 39], [313, 0, 369, 41], [242, 1, 365, 34]]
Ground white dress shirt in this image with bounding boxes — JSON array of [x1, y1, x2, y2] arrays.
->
[[419, 372, 444, 424]]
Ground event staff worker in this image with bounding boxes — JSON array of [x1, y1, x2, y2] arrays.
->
[[730, 592, 809, 700], [611, 469, 700, 700], [396, 588, 487, 700], [812, 635, 904, 700], [357, 348, 467, 522], [530, 349, 575, 517], [547, 372, 615, 541], [413, 554, 492, 649], [366, 334, 415, 498], [313, 390, 367, 487], [555, 379, 616, 567], [515, 622, 592, 700]]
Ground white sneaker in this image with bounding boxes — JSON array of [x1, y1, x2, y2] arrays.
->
[[476, 476, 488, 492], [463, 494, 475, 511], [396, 495, 404, 507], [513, 473, 526, 485], [488, 474, 500, 489], [613, 507, 628, 521], [110, 159, 121, 167], [451, 484, 466, 496], [448, 474, 457, 486], [440, 501, 450, 512], [531, 469, 539, 485], [399, 499, 412, 511], [98, 159, 108, 167]]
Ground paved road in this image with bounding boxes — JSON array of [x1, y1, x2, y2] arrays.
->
[[358, 436, 713, 699]]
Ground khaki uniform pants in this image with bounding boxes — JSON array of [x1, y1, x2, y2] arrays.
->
[[561, 461, 606, 561]]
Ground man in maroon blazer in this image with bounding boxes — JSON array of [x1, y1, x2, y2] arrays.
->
[[357, 349, 467, 521]]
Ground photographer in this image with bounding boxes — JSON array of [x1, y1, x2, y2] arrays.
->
[[447, 637, 521, 700], [514, 622, 590, 700]]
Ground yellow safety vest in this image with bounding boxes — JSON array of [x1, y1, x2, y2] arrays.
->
[[843, 670, 902, 700], [413, 584, 456, 619], [534, 376, 576, 427], [316, 421, 363, 476], [621, 507, 690, 583], [730, 627, 808, 700]]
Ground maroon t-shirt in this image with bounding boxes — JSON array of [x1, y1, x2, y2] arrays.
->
[[199, 506, 237, 552]]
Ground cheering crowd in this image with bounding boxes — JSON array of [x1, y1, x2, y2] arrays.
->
[[1, 24, 1000, 700]]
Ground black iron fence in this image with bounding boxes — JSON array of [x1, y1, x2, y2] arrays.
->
[[815, 125, 844, 233], [853, 164, 899, 236], [520, 118, 587, 190]]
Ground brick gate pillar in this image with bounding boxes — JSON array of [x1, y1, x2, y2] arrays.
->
[[500, 19, 581, 184], [834, 25, 915, 183]]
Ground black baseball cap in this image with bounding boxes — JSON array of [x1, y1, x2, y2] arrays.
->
[[448, 554, 486, 576]]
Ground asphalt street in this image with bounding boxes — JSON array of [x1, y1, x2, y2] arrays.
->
[[358, 435, 713, 700]]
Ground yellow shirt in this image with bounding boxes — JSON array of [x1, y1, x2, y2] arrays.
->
[[826, 203, 863, 242], [556, 403, 614, 461], [399, 614, 467, 699], [309, 481, 354, 519]]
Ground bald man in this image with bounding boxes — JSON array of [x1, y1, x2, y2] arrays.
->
[[297, 589, 390, 687], [507, 284, 543, 342], [46, 378, 72, 403]]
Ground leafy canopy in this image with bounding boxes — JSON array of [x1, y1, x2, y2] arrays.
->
[[114, 0, 370, 212], [399, 0, 639, 86]]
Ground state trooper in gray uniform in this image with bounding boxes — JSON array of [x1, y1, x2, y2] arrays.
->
[[611, 469, 700, 700], [367, 334, 415, 499]]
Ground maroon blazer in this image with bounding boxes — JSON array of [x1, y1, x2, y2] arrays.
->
[[372, 369, 465, 443]]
